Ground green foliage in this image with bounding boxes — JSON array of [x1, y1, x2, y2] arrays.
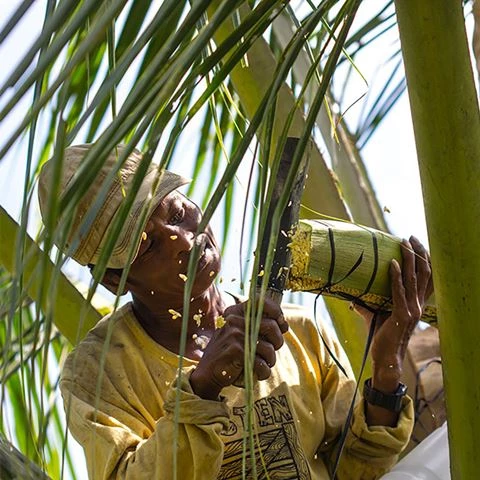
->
[[0, 268, 75, 478]]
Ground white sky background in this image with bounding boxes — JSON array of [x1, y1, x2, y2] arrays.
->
[[1, 1, 476, 478], [0, 0, 430, 240]]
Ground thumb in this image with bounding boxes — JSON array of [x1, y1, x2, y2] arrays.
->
[[351, 302, 374, 324]]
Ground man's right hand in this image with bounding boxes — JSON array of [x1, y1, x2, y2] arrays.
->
[[189, 297, 288, 400]]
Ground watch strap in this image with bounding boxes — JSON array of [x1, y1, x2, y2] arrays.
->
[[363, 378, 407, 413]]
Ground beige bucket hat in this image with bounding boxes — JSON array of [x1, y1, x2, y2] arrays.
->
[[38, 144, 189, 269]]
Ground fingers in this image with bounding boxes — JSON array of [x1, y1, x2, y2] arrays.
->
[[391, 236, 433, 322], [254, 355, 272, 380], [224, 298, 289, 334], [258, 317, 285, 350], [400, 239, 419, 313], [254, 340, 276, 380], [208, 300, 288, 387], [224, 296, 282, 318], [276, 313, 289, 334], [390, 258, 408, 314], [220, 314, 284, 352], [258, 296, 289, 334], [351, 303, 374, 322], [369, 237, 433, 380], [409, 236, 433, 304]]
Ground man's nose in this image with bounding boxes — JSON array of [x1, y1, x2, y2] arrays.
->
[[174, 230, 195, 252], [174, 208, 202, 252], [189, 207, 202, 230]]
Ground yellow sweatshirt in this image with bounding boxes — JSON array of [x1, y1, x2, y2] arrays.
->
[[60, 302, 413, 479]]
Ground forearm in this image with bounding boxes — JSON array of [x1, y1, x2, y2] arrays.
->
[[363, 237, 433, 427], [63, 369, 230, 480], [366, 363, 402, 427], [115, 416, 226, 480], [365, 400, 399, 427]]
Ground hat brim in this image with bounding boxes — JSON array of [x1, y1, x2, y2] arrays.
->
[[91, 169, 190, 269]]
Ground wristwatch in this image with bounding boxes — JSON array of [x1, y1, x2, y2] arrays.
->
[[363, 378, 407, 413]]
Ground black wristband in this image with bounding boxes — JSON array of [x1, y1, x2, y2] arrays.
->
[[363, 378, 407, 413]]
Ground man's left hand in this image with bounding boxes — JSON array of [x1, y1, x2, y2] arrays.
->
[[355, 236, 433, 425]]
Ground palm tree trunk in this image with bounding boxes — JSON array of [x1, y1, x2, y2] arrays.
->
[[394, 1, 480, 477]]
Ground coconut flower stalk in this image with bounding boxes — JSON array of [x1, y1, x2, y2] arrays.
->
[[394, 0, 480, 477], [287, 219, 436, 323]]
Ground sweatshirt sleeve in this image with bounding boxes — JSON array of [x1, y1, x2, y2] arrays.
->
[[61, 367, 230, 480], [314, 320, 414, 479]]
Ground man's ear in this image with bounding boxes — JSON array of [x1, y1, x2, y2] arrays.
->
[[100, 268, 130, 296]]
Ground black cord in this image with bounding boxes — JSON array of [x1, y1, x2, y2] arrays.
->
[[362, 231, 378, 296], [313, 293, 349, 378], [331, 312, 378, 479]]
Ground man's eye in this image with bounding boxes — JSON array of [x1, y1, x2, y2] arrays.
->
[[170, 208, 184, 225]]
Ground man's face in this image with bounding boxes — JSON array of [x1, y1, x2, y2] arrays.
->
[[126, 190, 221, 301]]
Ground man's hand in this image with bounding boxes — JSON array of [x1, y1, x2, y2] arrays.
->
[[355, 236, 433, 425], [190, 297, 288, 400]]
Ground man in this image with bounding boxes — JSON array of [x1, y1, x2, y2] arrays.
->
[[38, 144, 432, 479]]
